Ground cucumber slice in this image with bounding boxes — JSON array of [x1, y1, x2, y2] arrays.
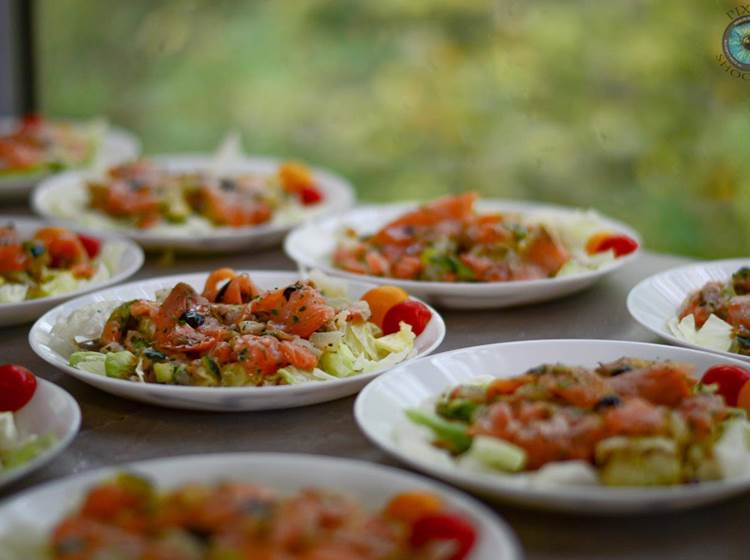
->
[[153, 362, 175, 384], [468, 435, 527, 472], [405, 409, 472, 453], [104, 350, 137, 379]]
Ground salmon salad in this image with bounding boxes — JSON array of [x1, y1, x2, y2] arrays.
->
[[669, 267, 750, 355], [0, 224, 123, 304], [0, 115, 101, 177], [333, 193, 638, 283], [401, 358, 750, 486], [80, 159, 324, 230], [47, 474, 477, 560], [54, 270, 422, 387]]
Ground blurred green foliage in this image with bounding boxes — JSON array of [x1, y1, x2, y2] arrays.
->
[[37, 0, 750, 257]]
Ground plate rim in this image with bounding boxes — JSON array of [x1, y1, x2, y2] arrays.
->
[[284, 199, 642, 294], [28, 269, 446, 398], [0, 451, 523, 560], [31, 153, 356, 243], [0, 378, 81, 489], [627, 257, 750, 361], [354, 338, 750, 510], [0, 215, 145, 314]]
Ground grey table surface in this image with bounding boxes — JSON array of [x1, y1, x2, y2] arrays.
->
[[0, 212, 748, 559]]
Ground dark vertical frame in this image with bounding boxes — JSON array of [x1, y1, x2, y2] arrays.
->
[[16, 0, 36, 114], [0, 0, 36, 117]]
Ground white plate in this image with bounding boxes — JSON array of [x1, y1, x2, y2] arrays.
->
[[0, 119, 140, 201], [0, 378, 80, 490], [0, 216, 144, 327], [0, 453, 521, 560], [627, 258, 750, 362], [33, 154, 356, 252], [355, 339, 750, 514], [284, 200, 640, 309], [29, 271, 445, 411]]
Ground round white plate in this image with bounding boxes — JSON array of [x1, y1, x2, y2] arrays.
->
[[0, 453, 521, 560], [0, 119, 140, 201], [0, 378, 80, 490], [355, 339, 750, 514], [284, 200, 640, 309], [0, 216, 144, 327], [33, 154, 356, 253], [29, 271, 445, 411], [627, 258, 750, 361]]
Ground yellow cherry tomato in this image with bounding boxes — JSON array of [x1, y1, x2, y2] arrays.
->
[[360, 285, 409, 328], [384, 491, 443, 525]]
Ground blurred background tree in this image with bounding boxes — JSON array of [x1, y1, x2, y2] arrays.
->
[[36, 0, 750, 257]]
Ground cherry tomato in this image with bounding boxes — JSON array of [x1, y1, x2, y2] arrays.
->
[[361, 285, 410, 328], [35, 227, 88, 268], [0, 364, 37, 412], [21, 113, 43, 129], [410, 512, 477, 560], [278, 161, 315, 193], [701, 365, 750, 406], [737, 380, 750, 415], [0, 244, 26, 273], [299, 185, 323, 205], [382, 300, 432, 336], [586, 232, 639, 257], [385, 491, 443, 525], [77, 234, 101, 258]]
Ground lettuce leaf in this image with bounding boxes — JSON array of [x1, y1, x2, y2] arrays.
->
[[667, 313, 733, 352]]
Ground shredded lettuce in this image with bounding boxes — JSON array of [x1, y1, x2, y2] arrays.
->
[[0, 283, 28, 303], [281, 322, 416, 384], [0, 412, 19, 449], [309, 269, 348, 299], [0, 412, 56, 473], [39, 271, 79, 297], [715, 419, 750, 478], [330, 322, 414, 377]]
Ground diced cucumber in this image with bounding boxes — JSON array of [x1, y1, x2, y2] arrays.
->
[[406, 409, 472, 453], [468, 435, 527, 472], [162, 187, 191, 222], [153, 362, 175, 384], [221, 363, 250, 386], [173, 366, 192, 385], [104, 351, 137, 379], [436, 398, 481, 423]]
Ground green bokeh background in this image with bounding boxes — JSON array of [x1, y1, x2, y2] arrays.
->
[[36, 0, 750, 258]]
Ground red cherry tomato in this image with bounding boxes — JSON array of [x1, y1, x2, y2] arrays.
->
[[299, 185, 323, 205], [0, 244, 26, 273], [21, 113, 43, 129], [77, 234, 101, 258], [382, 300, 432, 336], [588, 233, 639, 257], [0, 364, 37, 412], [410, 512, 477, 560], [701, 365, 750, 406]]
